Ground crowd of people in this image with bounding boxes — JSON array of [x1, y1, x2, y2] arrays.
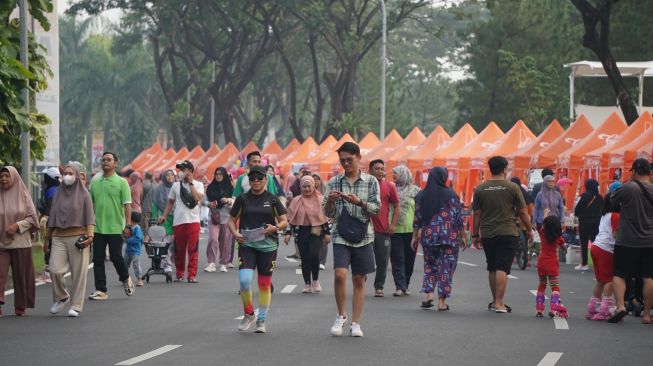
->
[[1, 142, 652, 334]]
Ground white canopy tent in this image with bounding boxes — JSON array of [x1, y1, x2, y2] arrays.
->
[[565, 61, 653, 127]]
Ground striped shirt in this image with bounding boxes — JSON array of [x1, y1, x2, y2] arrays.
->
[[323, 172, 380, 247]]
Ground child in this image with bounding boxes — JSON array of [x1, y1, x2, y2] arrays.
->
[[585, 192, 620, 320], [536, 211, 568, 318], [124, 212, 145, 287]]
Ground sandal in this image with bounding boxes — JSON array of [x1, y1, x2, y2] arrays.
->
[[374, 290, 385, 298], [438, 304, 450, 311], [188, 278, 198, 283], [421, 299, 434, 309], [488, 302, 512, 313], [608, 309, 627, 323]]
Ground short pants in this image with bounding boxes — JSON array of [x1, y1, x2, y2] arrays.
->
[[481, 235, 518, 275], [590, 245, 613, 283], [333, 243, 376, 275], [613, 245, 653, 279], [238, 246, 277, 276]]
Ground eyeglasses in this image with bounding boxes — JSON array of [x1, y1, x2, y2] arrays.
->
[[101, 158, 114, 162], [250, 175, 265, 182], [339, 157, 355, 165]]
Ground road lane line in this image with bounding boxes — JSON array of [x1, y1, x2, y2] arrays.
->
[[458, 261, 478, 267], [536, 352, 563, 366], [295, 269, 302, 275], [285, 257, 298, 263], [529, 290, 548, 299], [553, 317, 569, 330], [115, 345, 181, 365], [280, 285, 297, 294], [508, 274, 519, 279]]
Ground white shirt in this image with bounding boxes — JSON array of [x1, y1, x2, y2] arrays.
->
[[592, 213, 617, 253], [168, 181, 204, 226]]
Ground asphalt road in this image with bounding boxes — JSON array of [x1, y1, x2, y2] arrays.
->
[[1, 232, 651, 366]]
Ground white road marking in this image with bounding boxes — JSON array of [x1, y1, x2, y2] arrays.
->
[[508, 274, 519, 279], [115, 345, 182, 365], [295, 269, 302, 275], [529, 290, 548, 299], [458, 261, 478, 267], [280, 285, 297, 294], [285, 257, 298, 263], [235, 308, 259, 320], [553, 317, 569, 330], [536, 352, 563, 366]]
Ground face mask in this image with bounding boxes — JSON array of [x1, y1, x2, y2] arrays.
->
[[178, 172, 186, 180], [63, 175, 76, 186]]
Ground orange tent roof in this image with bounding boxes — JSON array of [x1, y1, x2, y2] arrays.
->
[[279, 138, 301, 161], [124, 143, 164, 173], [510, 119, 565, 169], [201, 143, 240, 180], [151, 147, 192, 176], [309, 134, 357, 177], [536, 115, 594, 168], [262, 141, 283, 163], [558, 112, 628, 169], [195, 144, 221, 168], [307, 135, 338, 162], [472, 120, 535, 168], [446, 122, 504, 170], [138, 148, 176, 174], [280, 137, 319, 174], [361, 129, 404, 165], [432, 123, 478, 166], [584, 111, 653, 169], [384, 127, 426, 164], [406, 125, 452, 172], [607, 117, 653, 169], [358, 132, 380, 155]]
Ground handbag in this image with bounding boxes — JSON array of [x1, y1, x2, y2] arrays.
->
[[210, 208, 221, 225], [179, 183, 198, 209], [336, 177, 367, 243]]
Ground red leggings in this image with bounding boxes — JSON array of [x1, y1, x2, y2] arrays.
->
[[173, 223, 200, 279], [538, 274, 560, 293]]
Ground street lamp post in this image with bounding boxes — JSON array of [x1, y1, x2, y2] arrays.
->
[[19, 0, 31, 186], [210, 61, 215, 146], [380, 0, 387, 140]]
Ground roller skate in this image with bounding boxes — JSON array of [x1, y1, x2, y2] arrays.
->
[[585, 296, 600, 320], [591, 296, 616, 321], [535, 292, 545, 318], [548, 291, 569, 318]]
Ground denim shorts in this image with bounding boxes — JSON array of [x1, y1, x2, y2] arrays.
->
[[333, 243, 376, 275]]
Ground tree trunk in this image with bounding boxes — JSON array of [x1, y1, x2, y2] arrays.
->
[[309, 33, 325, 138], [279, 51, 305, 142], [217, 109, 237, 145], [323, 58, 358, 139]]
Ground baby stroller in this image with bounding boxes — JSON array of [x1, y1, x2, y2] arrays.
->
[[143, 222, 173, 283]]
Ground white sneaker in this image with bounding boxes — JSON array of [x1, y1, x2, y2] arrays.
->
[[204, 263, 216, 272], [350, 322, 364, 337], [67, 309, 79, 317], [319, 264, 326, 270], [50, 298, 68, 314], [330, 314, 348, 336], [227, 263, 235, 268], [312, 280, 322, 293], [123, 277, 135, 296], [219, 264, 228, 273], [302, 284, 312, 293], [574, 264, 590, 271], [238, 314, 256, 331], [255, 319, 267, 333]]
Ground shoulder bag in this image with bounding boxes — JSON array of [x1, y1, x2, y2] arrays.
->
[[336, 176, 367, 243]]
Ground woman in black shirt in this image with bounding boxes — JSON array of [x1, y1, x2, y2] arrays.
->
[[574, 179, 603, 270]]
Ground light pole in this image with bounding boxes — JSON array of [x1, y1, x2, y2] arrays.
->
[[19, 0, 31, 186], [210, 61, 215, 146], [380, 0, 387, 140]]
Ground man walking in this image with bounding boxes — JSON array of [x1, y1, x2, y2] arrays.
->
[[368, 159, 400, 297], [609, 158, 653, 324], [471, 156, 532, 313], [88, 152, 135, 300], [158, 160, 204, 283], [324, 142, 380, 337]]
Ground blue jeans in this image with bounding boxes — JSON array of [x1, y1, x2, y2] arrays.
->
[[124, 252, 142, 280]]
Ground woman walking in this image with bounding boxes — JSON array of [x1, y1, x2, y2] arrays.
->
[[284, 175, 331, 293], [205, 167, 234, 273], [0, 166, 40, 317], [533, 175, 566, 230], [412, 167, 466, 311], [45, 164, 95, 317], [574, 179, 603, 271], [152, 169, 175, 273], [129, 172, 144, 213], [390, 166, 421, 296]]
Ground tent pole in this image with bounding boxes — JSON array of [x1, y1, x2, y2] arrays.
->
[[569, 69, 576, 125], [639, 72, 644, 114]]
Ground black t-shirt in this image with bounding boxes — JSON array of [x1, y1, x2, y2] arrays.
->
[[230, 191, 287, 232]]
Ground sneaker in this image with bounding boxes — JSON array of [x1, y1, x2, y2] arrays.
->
[[393, 290, 405, 297], [123, 277, 135, 296], [204, 263, 216, 272], [255, 319, 267, 333], [404, 290, 411, 296], [219, 265, 228, 273], [50, 298, 68, 314], [43, 271, 52, 284], [330, 314, 348, 336], [227, 263, 235, 269], [88, 291, 108, 300], [238, 314, 256, 331], [312, 281, 322, 293], [350, 322, 364, 337], [302, 284, 313, 293], [574, 264, 590, 271], [319, 264, 326, 270], [136, 279, 144, 287], [67, 309, 79, 317]]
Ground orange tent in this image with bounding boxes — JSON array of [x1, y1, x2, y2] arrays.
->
[[584, 111, 653, 192], [195, 144, 221, 170], [557, 112, 628, 206], [445, 122, 504, 204], [307, 135, 338, 163], [383, 127, 426, 176], [473, 120, 535, 166], [607, 119, 653, 181], [261, 141, 283, 163], [123, 143, 164, 174], [152, 146, 205, 177], [150, 147, 190, 176], [279, 137, 319, 176], [279, 139, 300, 162], [138, 148, 176, 175], [358, 132, 380, 156], [431, 123, 478, 167], [509, 120, 565, 183], [200, 143, 240, 181], [406, 125, 452, 184], [536, 114, 593, 169], [361, 129, 404, 168], [308, 133, 356, 180]]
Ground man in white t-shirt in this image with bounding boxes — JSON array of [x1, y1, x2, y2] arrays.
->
[[158, 160, 204, 282]]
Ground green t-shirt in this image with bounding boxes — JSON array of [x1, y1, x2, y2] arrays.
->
[[232, 173, 278, 197], [471, 179, 525, 238], [90, 173, 132, 235], [394, 199, 415, 234]]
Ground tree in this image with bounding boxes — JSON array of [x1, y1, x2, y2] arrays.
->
[[569, 0, 638, 124], [0, 0, 53, 167]]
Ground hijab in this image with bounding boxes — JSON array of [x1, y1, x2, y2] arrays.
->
[[130, 172, 144, 212], [0, 166, 39, 244], [287, 176, 328, 226], [206, 167, 233, 207], [584, 179, 599, 197], [417, 167, 458, 223], [392, 166, 421, 223], [510, 177, 533, 204], [47, 164, 95, 228], [540, 175, 562, 215], [153, 169, 175, 211]]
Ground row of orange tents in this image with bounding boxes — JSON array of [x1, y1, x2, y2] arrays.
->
[[123, 111, 653, 207]]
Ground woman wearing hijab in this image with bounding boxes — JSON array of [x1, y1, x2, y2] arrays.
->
[[45, 164, 95, 317], [390, 165, 421, 296], [152, 169, 175, 272], [205, 167, 235, 273], [533, 175, 566, 230], [129, 172, 144, 213], [284, 175, 331, 293], [574, 179, 603, 271], [0, 166, 40, 316], [411, 167, 466, 311]]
